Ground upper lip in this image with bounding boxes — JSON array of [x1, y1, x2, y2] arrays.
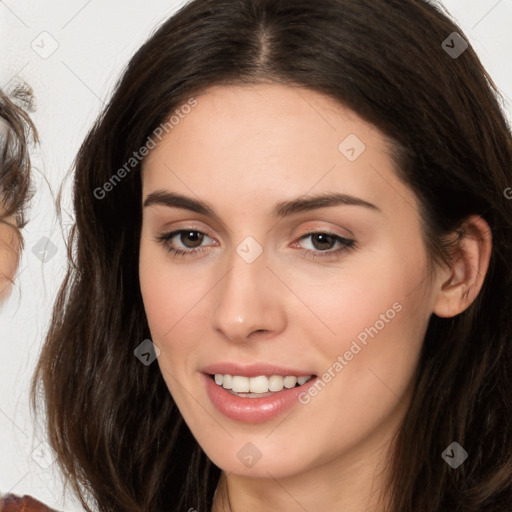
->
[[201, 362, 315, 378]]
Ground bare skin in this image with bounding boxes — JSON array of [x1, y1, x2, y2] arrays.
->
[[0, 214, 20, 304], [138, 84, 492, 512]]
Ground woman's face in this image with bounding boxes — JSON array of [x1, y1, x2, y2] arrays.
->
[[139, 84, 439, 479], [0, 215, 20, 303]]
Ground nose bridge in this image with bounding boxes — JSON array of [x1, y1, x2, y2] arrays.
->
[[211, 238, 285, 341]]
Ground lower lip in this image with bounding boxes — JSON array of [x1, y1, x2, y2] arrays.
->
[[203, 374, 318, 424]]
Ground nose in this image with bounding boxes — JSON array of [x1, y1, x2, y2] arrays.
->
[[211, 248, 287, 343]]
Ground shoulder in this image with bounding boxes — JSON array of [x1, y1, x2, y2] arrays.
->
[[0, 494, 60, 512]]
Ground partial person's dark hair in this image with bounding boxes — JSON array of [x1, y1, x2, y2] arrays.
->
[[31, 0, 512, 511], [0, 82, 37, 252]]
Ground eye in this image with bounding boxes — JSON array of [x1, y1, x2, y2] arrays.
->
[[155, 229, 356, 260], [156, 229, 214, 258], [294, 232, 356, 260]]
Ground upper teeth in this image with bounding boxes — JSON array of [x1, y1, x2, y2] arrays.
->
[[214, 374, 312, 393]]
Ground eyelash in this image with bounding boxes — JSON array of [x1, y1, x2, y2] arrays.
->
[[155, 229, 356, 260]]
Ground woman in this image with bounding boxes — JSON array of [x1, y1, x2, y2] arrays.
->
[[31, 0, 512, 511], [0, 88, 58, 511], [0, 85, 34, 304]]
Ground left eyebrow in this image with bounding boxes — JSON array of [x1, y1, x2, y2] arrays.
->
[[142, 190, 381, 219], [272, 192, 381, 217]]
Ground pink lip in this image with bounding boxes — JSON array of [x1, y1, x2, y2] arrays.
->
[[201, 362, 314, 378], [202, 373, 318, 424]]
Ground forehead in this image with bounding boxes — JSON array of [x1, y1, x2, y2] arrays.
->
[[141, 83, 416, 221], [143, 83, 381, 165]]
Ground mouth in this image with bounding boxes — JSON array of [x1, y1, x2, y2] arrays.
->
[[208, 373, 316, 398], [200, 362, 319, 422], [202, 371, 319, 423]]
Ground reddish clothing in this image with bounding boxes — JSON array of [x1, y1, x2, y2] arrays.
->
[[0, 494, 59, 512]]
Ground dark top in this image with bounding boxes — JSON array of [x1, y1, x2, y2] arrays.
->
[[0, 494, 59, 511]]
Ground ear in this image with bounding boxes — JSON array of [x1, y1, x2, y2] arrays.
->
[[433, 215, 492, 318]]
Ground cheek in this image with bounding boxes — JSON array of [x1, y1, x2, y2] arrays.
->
[[139, 238, 208, 369], [296, 236, 430, 388], [285, 256, 430, 459]]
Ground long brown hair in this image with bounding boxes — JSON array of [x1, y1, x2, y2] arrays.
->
[[31, 1, 512, 510]]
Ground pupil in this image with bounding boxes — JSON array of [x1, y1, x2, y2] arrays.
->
[[313, 234, 333, 250], [183, 231, 203, 248]]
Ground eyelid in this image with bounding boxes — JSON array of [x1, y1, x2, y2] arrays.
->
[[158, 217, 352, 238], [293, 223, 354, 241]]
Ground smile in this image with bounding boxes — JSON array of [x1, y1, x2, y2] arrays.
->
[[202, 372, 318, 423], [213, 374, 313, 395]]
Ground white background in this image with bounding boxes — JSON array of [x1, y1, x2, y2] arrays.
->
[[1, 1, 511, 510]]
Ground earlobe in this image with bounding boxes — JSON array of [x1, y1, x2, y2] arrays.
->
[[433, 215, 492, 318]]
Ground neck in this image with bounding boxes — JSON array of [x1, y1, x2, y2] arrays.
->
[[212, 472, 231, 512]]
